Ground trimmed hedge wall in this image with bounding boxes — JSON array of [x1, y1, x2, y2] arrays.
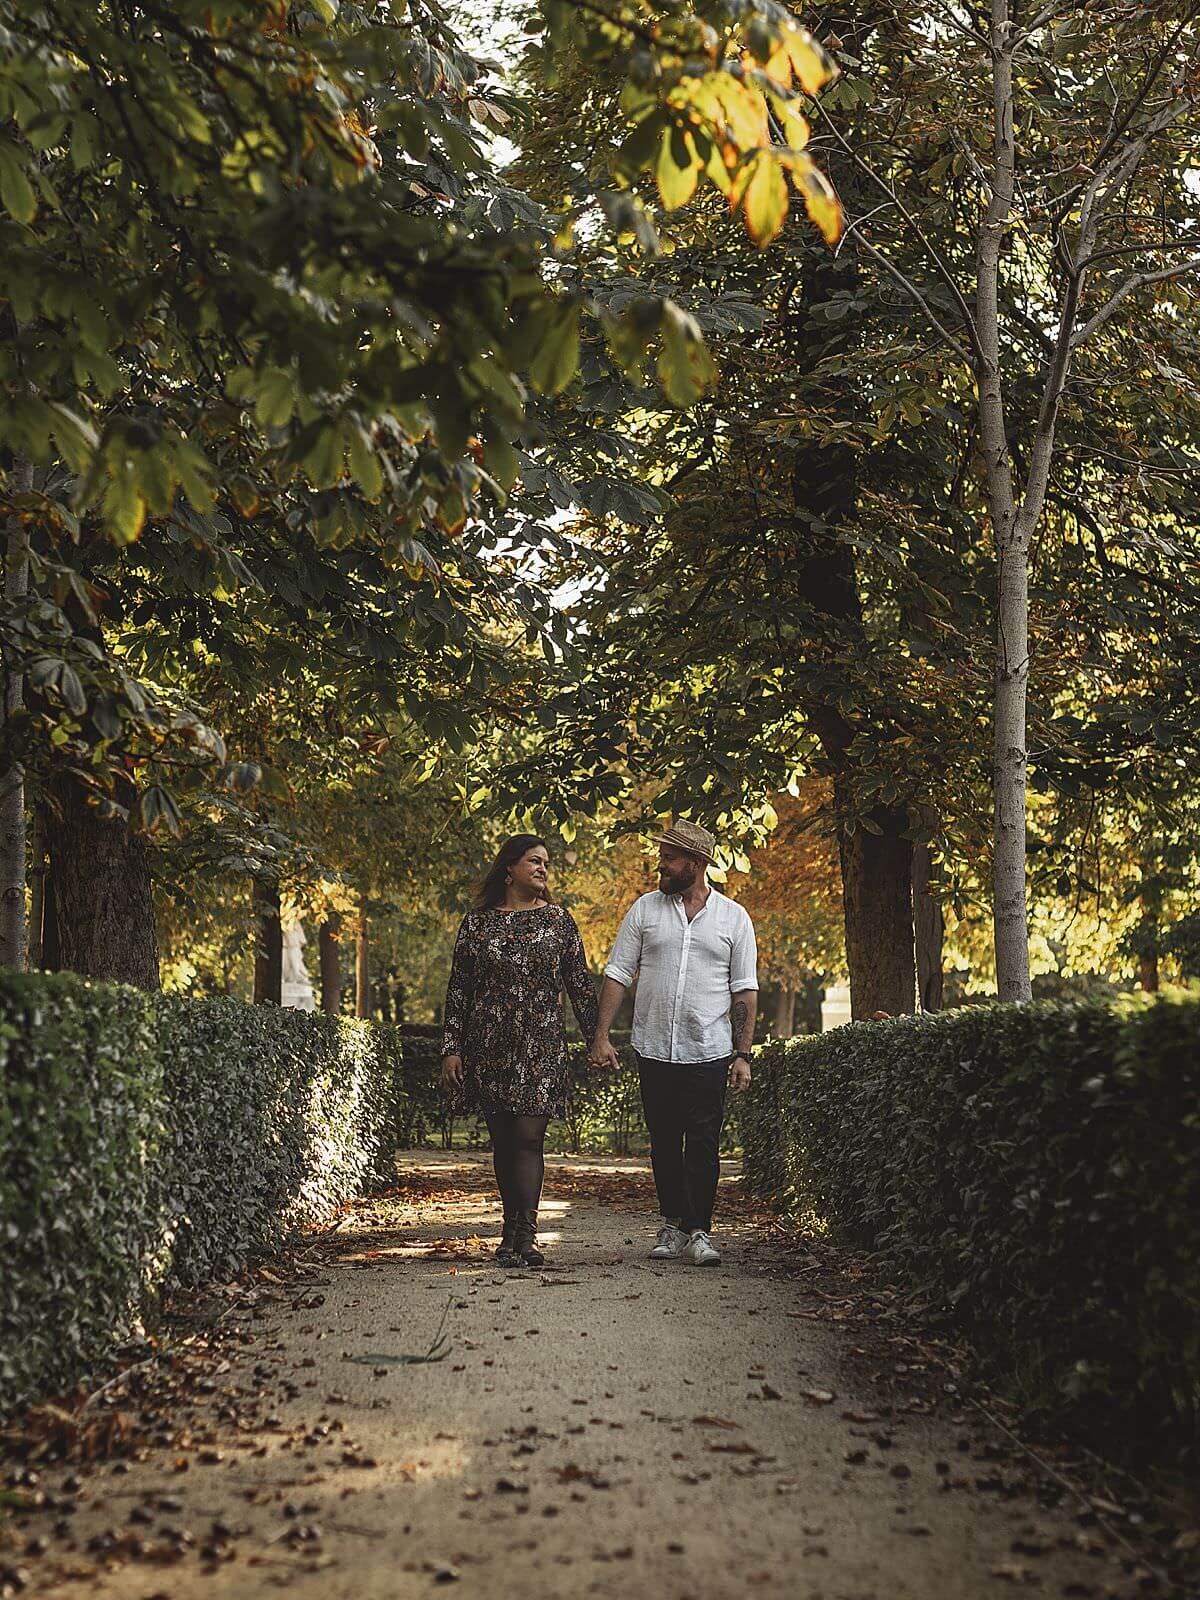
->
[[0, 973, 403, 1411], [740, 993, 1200, 1454]]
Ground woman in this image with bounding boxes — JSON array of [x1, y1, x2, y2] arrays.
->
[[440, 835, 598, 1268]]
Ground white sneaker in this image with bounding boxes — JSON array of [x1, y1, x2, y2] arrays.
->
[[680, 1230, 721, 1266], [649, 1223, 689, 1260]]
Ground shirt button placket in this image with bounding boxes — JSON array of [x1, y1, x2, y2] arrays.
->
[[671, 920, 691, 1057]]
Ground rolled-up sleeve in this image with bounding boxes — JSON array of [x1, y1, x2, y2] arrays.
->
[[604, 899, 643, 988], [730, 911, 759, 992]]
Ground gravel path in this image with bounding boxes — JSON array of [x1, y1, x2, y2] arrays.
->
[[10, 1153, 1140, 1599]]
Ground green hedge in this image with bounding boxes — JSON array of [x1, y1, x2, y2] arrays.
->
[[0, 973, 403, 1411], [740, 993, 1200, 1455]]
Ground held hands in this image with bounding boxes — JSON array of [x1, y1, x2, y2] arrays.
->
[[587, 1035, 620, 1073], [728, 1056, 752, 1095], [440, 1054, 464, 1093]]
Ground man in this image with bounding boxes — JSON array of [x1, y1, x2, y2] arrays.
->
[[589, 820, 758, 1267]]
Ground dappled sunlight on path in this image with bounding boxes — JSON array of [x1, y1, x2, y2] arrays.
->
[[3, 1152, 1150, 1600]]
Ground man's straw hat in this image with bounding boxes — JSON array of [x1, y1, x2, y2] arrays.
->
[[649, 819, 717, 864]]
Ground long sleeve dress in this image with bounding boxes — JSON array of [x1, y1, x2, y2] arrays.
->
[[440, 904, 599, 1117]]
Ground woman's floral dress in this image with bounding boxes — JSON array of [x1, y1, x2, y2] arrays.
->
[[440, 904, 599, 1117]]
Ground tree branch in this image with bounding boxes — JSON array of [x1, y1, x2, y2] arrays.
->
[[1071, 256, 1200, 349], [810, 99, 983, 360], [854, 236, 973, 365]]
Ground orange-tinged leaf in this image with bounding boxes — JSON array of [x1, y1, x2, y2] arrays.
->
[[712, 74, 768, 150], [784, 24, 837, 95], [775, 98, 811, 152], [764, 42, 793, 91], [790, 152, 844, 245], [705, 138, 736, 197], [741, 153, 788, 246]]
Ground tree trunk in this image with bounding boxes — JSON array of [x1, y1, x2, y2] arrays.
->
[[912, 840, 945, 1012], [40, 850, 59, 971], [252, 878, 282, 1004], [0, 454, 32, 970], [772, 985, 796, 1038], [837, 790, 914, 1020], [355, 905, 370, 1019], [42, 773, 159, 989], [27, 797, 44, 969], [319, 914, 342, 1013], [978, 3, 1032, 1004], [1138, 949, 1159, 994]]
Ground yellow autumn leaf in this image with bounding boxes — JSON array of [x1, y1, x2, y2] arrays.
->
[[775, 97, 811, 152], [790, 152, 844, 245], [783, 23, 837, 95], [741, 153, 789, 247], [705, 138, 736, 197], [712, 73, 769, 150], [656, 126, 701, 211]]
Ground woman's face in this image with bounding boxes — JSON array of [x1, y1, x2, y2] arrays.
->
[[509, 845, 550, 898]]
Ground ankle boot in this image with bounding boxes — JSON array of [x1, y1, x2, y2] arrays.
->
[[514, 1210, 544, 1268], [495, 1215, 521, 1267]]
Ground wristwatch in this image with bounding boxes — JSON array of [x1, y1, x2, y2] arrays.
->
[[732, 1052, 751, 1065]]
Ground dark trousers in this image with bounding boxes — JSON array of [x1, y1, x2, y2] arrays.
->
[[637, 1055, 730, 1234]]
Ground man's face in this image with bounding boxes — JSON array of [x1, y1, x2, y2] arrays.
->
[[658, 845, 701, 896]]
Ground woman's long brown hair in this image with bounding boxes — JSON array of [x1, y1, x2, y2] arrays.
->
[[473, 835, 554, 910]]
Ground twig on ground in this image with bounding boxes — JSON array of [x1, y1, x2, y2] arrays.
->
[[345, 1295, 454, 1367], [79, 1354, 159, 1413], [965, 1396, 1174, 1592]]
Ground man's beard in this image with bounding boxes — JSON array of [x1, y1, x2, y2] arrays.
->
[[659, 867, 694, 896]]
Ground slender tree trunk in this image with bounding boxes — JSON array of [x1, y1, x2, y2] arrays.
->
[[355, 904, 370, 1019], [42, 773, 159, 989], [40, 848, 59, 971], [319, 914, 342, 1014], [772, 985, 796, 1037], [1138, 878, 1161, 992], [912, 840, 945, 1012], [836, 786, 915, 1019], [27, 796, 44, 969], [0, 455, 32, 970], [1138, 949, 1159, 994], [252, 878, 282, 1004], [978, 2, 1032, 1003]]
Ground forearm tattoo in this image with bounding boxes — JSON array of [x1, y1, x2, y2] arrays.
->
[[731, 999, 751, 1053]]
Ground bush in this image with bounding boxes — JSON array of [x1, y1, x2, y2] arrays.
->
[[740, 993, 1200, 1456], [0, 976, 164, 1413], [159, 999, 402, 1286], [0, 974, 403, 1412]]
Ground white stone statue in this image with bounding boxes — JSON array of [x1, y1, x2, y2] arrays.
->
[[281, 920, 317, 1011]]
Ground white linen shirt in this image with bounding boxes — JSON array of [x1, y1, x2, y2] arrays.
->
[[604, 889, 759, 1063]]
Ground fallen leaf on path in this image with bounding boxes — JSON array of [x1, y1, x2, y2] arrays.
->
[[708, 1442, 758, 1455], [692, 1415, 739, 1430], [798, 1388, 835, 1405], [991, 1563, 1038, 1584]]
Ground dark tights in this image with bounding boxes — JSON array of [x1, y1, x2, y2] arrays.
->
[[485, 1112, 550, 1218]]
